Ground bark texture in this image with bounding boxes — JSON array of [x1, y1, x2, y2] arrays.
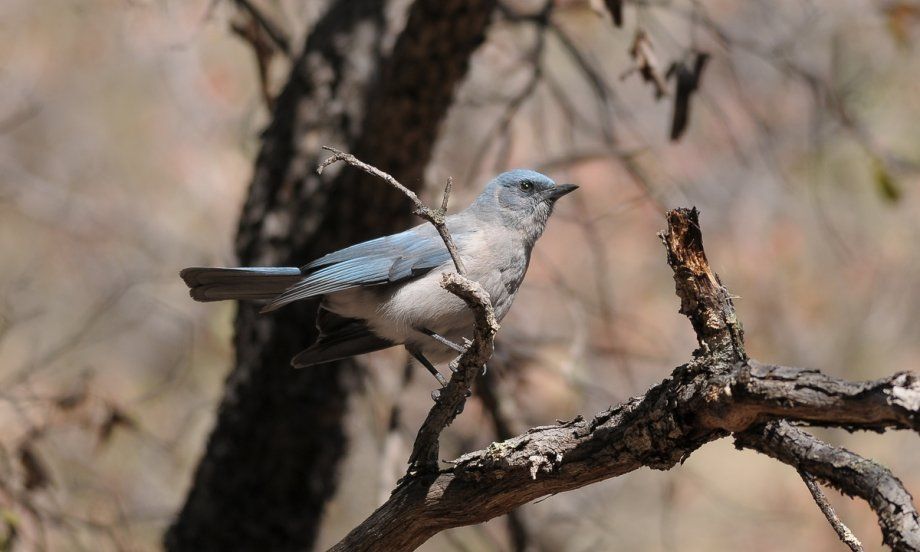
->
[[165, 1, 496, 550], [332, 208, 920, 551], [738, 422, 920, 550]]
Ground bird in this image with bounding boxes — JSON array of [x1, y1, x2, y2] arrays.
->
[[180, 169, 577, 386]]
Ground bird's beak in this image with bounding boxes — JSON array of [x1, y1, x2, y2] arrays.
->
[[544, 183, 579, 201]]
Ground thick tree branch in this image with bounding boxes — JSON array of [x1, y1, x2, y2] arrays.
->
[[702, 363, 920, 433], [737, 421, 920, 551], [478, 349, 535, 550], [333, 207, 919, 551]]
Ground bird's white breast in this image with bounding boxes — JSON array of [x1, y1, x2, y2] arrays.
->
[[323, 225, 529, 363]]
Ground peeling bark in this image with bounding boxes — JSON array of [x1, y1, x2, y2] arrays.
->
[[333, 208, 920, 551], [738, 422, 920, 551]]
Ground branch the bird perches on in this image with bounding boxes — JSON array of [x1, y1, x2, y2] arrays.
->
[[318, 148, 498, 475], [321, 196, 919, 551]]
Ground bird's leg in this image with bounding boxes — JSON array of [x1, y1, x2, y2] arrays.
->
[[419, 330, 487, 376], [418, 327, 466, 353], [406, 346, 448, 388]]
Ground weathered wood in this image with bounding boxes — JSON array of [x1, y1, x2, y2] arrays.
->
[[332, 208, 920, 551], [738, 422, 920, 551]]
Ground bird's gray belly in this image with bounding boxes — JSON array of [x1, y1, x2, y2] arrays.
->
[[324, 248, 528, 363]]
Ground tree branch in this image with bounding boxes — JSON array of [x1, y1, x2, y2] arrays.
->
[[232, 0, 291, 56], [736, 421, 920, 551], [319, 146, 467, 275], [798, 469, 864, 552], [407, 273, 498, 472], [478, 349, 535, 550], [317, 149, 498, 473], [659, 207, 745, 360], [700, 363, 920, 434], [168, 1, 497, 548], [331, 207, 919, 551]]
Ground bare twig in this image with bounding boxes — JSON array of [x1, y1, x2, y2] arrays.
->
[[229, 0, 292, 110], [798, 469, 863, 551], [318, 146, 467, 275], [232, 0, 291, 56], [465, 15, 546, 186], [230, 16, 277, 109]]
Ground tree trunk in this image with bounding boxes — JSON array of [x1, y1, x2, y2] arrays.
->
[[165, 1, 495, 549]]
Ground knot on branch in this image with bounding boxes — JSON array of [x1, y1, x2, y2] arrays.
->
[[660, 207, 745, 362], [887, 372, 920, 421], [412, 206, 445, 225]]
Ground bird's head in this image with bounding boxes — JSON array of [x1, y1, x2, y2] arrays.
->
[[472, 169, 578, 245]]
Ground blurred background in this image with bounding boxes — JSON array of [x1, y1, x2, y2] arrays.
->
[[1, 0, 919, 550]]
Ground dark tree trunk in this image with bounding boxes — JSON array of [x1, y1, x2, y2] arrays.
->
[[165, 1, 495, 550]]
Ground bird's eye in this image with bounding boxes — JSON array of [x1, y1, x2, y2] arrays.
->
[[519, 180, 533, 192]]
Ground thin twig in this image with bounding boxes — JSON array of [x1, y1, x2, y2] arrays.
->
[[465, 1, 548, 184], [233, 0, 291, 56], [318, 146, 467, 275], [798, 470, 863, 551]]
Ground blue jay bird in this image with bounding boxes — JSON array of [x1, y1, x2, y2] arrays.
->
[[180, 169, 576, 385]]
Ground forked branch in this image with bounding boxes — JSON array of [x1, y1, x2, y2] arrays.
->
[[331, 207, 919, 551], [318, 146, 466, 274]]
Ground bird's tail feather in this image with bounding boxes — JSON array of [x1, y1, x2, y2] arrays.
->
[[179, 267, 303, 302]]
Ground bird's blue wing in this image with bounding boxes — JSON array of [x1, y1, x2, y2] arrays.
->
[[260, 224, 453, 312]]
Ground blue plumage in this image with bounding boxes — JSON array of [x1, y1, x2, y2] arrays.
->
[[180, 169, 577, 377], [259, 224, 454, 312]]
